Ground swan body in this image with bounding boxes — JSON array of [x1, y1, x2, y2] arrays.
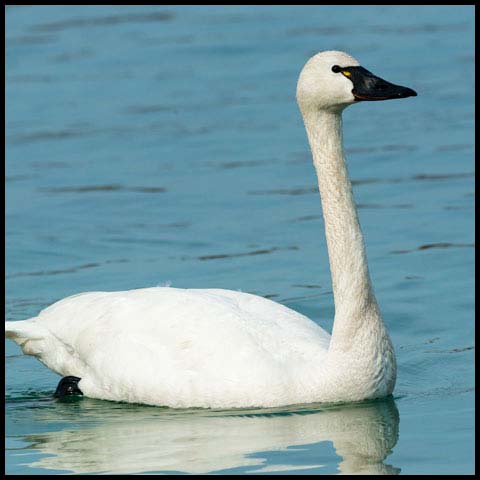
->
[[5, 51, 416, 408]]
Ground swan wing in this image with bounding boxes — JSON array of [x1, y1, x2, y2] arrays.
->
[[7, 287, 330, 407]]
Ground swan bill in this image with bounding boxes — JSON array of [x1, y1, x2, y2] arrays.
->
[[338, 66, 417, 101]]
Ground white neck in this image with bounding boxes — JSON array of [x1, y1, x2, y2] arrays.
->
[[301, 108, 383, 352]]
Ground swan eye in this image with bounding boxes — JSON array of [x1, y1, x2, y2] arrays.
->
[[331, 65, 342, 73]]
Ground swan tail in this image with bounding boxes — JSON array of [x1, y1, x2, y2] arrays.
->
[[5, 318, 48, 355]]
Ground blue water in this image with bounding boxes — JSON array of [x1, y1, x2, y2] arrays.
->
[[5, 5, 474, 475]]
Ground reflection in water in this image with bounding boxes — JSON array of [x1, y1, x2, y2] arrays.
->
[[20, 397, 400, 474]]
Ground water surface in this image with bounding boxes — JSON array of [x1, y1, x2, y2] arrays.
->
[[5, 5, 475, 475]]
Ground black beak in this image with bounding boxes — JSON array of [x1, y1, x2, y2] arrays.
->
[[343, 66, 417, 101]]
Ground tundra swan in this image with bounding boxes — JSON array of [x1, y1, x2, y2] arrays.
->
[[5, 51, 416, 409]]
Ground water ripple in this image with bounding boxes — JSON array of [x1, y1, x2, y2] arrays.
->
[[39, 184, 166, 194], [286, 22, 468, 37], [6, 34, 57, 45], [391, 242, 475, 254], [124, 104, 177, 115], [425, 346, 474, 354], [7, 258, 128, 279], [195, 246, 299, 261], [30, 11, 174, 33], [248, 172, 474, 196]]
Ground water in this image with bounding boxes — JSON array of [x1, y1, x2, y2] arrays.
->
[[5, 5, 474, 475]]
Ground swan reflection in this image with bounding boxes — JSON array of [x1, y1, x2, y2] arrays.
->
[[18, 397, 400, 474]]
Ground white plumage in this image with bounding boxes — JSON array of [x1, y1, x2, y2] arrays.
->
[[7, 288, 330, 408], [6, 51, 416, 408]]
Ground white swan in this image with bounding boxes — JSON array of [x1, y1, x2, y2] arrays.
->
[[5, 51, 416, 409]]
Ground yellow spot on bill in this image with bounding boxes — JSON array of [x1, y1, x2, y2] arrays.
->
[[342, 71, 352, 77]]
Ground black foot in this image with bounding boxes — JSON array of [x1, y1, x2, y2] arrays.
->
[[54, 376, 83, 398]]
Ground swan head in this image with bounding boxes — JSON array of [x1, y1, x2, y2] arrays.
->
[[296, 50, 417, 113]]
